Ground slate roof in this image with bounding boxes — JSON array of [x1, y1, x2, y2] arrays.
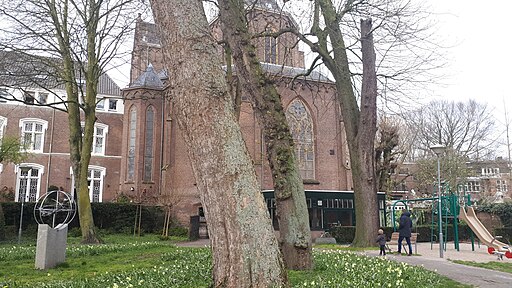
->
[[0, 50, 121, 96], [129, 63, 164, 89], [260, 63, 332, 82]]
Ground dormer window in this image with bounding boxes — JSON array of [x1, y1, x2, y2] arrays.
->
[[24, 91, 35, 104], [108, 99, 118, 112]]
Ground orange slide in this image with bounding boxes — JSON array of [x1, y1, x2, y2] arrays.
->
[[459, 206, 512, 258]]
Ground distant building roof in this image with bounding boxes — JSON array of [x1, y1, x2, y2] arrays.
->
[[260, 63, 332, 82], [245, 0, 280, 11], [0, 50, 121, 96]]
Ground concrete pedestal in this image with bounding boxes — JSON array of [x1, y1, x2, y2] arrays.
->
[[35, 224, 68, 270]]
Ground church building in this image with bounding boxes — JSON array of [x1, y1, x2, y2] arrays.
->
[[120, 0, 387, 231]]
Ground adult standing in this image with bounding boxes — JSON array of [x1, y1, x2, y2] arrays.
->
[[398, 210, 413, 255]]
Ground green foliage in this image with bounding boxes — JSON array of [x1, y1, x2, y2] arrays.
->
[[330, 224, 473, 244], [170, 226, 188, 237], [479, 203, 512, 227], [452, 260, 512, 274], [0, 136, 28, 164], [0, 235, 465, 288], [0, 202, 169, 241], [0, 203, 5, 241], [493, 227, 512, 244]]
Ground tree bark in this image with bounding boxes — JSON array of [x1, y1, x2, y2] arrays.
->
[[150, 0, 288, 286], [217, 0, 312, 270], [314, 0, 379, 246], [48, 0, 100, 243]]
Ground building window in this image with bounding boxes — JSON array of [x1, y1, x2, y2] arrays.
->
[[286, 99, 315, 179], [143, 106, 155, 182], [96, 99, 105, 110], [0, 88, 8, 102], [0, 116, 6, 140], [466, 181, 480, 192], [497, 180, 508, 192], [482, 167, 500, 176], [19, 119, 48, 153], [24, 91, 35, 104], [93, 124, 108, 155], [38, 92, 48, 104], [88, 166, 105, 203], [127, 107, 137, 181], [264, 27, 278, 64], [16, 164, 44, 202], [323, 199, 354, 209], [108, 99, 118, 112]]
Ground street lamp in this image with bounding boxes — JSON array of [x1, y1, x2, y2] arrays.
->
[[430, 144, 445, 258], [17, 166, 31, 244]]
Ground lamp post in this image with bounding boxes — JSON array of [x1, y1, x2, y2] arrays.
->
[[430, 144, 445, 258], [17, 167, 30, 244]]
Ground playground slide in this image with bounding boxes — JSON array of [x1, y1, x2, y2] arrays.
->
[[459, 206, 511, 256]]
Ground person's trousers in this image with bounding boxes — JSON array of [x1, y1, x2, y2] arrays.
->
[[398, 235, 412, 254]]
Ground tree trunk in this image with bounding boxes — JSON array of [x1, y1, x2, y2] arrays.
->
[[315, 0, 379, 246], [217, 0, 312, 270], [150, 0, 288, 286], [353, 19, 379, 245]]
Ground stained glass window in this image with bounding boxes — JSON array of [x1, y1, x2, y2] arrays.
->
[[264, 27, 278, 64], [144, 106, 155, 182], [286, 99, 314, 179], [127, 107, 137, 181]]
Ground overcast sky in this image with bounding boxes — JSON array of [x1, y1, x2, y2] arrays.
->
[[428, 0, 511, 114]]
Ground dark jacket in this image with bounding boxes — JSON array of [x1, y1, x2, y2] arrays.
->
[[376, 234, 386, 246], [398, 211, 413, 237]]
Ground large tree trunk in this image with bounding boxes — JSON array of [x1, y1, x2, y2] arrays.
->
[[315, 0, 379, 246], [354, 18, 379, 245], [217, 0, 312, 270], [150, 0, 288, 286]]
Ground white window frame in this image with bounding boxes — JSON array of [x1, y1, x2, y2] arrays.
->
[[19, 118, 48, 153], [69, 165, 106, 203], [15, 163, 44, 202], [92, 123, 108, 156], [88, 166, 106, 203]]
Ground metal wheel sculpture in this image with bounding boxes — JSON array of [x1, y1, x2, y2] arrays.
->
[[34, 190, 76, 228]]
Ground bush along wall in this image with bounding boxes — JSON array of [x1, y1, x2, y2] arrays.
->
[[1, 202, 167, 241], [479, 203, 512, 228], [0, 203, 5, 241], [329, 224, 473, 244]]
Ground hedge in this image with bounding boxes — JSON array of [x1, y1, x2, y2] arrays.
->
[[329, 224, 474, 244], [0, 202, 168, 241]]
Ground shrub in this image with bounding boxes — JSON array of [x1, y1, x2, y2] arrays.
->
[[479, 203, 512, 228], [0, 203, 5, 241], [170, 226, 188, 237]]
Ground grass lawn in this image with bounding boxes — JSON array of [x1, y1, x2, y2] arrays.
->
[[0, 234, 469, 287], [452, 259, 512, 274]]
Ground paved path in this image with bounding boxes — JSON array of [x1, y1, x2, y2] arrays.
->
[[364, 242, 512, 288], [178, 240, 512, 287]]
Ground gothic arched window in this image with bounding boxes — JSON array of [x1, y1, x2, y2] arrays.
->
[[286, 99, 314, 179], [143, 106, 155, 182], [264, 27, 278, 64], [127, 107, 137, 181]]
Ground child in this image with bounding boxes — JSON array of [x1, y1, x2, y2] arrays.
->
[[376, 228, 386, 256]]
